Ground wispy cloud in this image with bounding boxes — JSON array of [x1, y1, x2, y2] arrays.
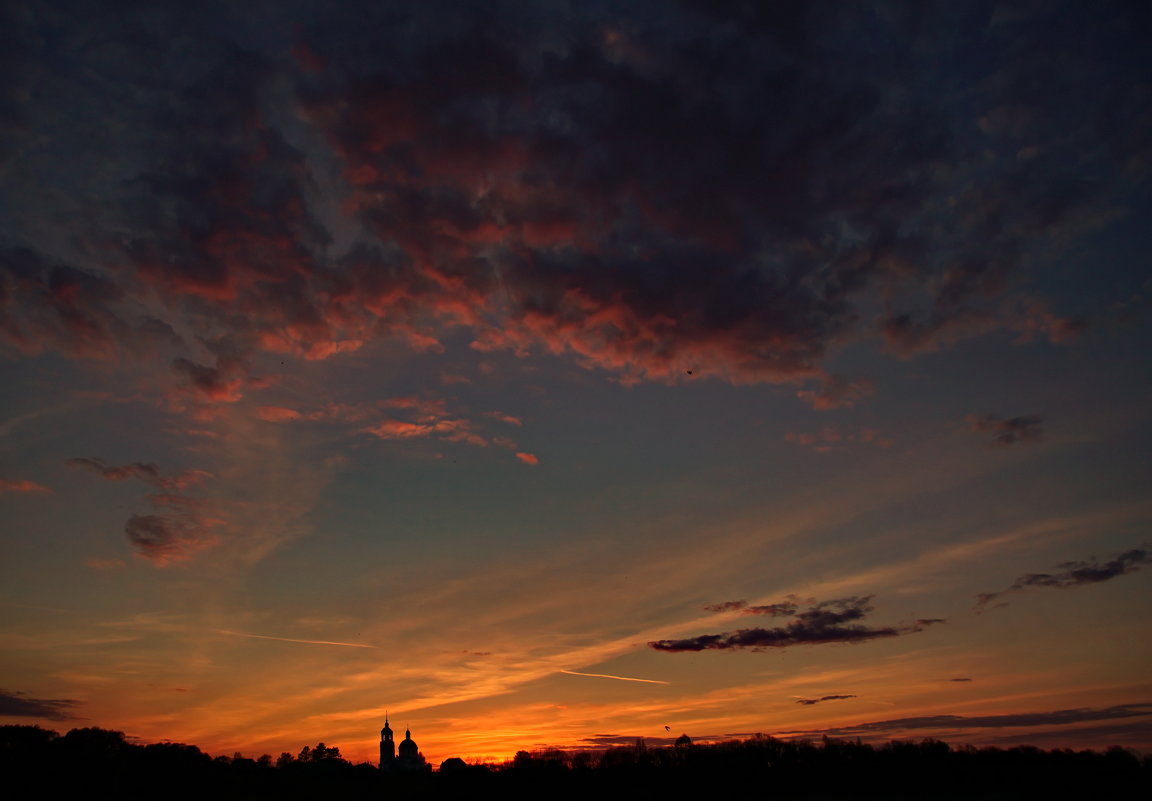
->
[[66, 457, 212, 490], [965, 414, 1045, 447], [784, 426, 892, 452], [780, 703, 1152, 737], [0, 478, 50, 494], [560, 670, 670, 685], [651, 596, 943, 652], [214, 629, 377, 649], [0, 689, 81, 720], [975, 546, 1152, 610], [796, 694, 856, 706], [796, 375, 875, 410]]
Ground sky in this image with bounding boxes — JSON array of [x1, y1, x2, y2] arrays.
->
[[1, 0, 1150, 766]]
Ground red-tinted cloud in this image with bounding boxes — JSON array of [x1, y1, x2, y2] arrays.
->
[[796, 375, 875, 410], [66, 457, 212, 490], [1, 2, 1134, 408], [516, 452, 539, 465], [124, 513, 217, 566], [0, 478, 50, 494], [256, 406, 303, 422]]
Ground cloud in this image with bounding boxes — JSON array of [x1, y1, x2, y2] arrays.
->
[[0, 689, 81, 721], [965, 414, 1045, 446], [67, 457, 218, 564], [483, 411, 523, 426], [124, 513, 216, 566], [170, 356, 246, 404], [559, 670, 669, 685], [703, 600, 748, 613], [3, 2, 1129, 407], [796, 375, 875, 410], [1007, 297, 1088, 345], [948, 677, 973, 682], [516, 452, 539, 465], [0, 478, 50, 494], [796, 694, 856, 706], [743, 601, 803, 617], [66, 457, 212, 490], [779, 702, 1152, 737], [785, 426, 892, 452], [975, 546, 1152, 610], [214, 629, 376, 649], [650, 595, 942, 652], [256, 406, 303, 422]]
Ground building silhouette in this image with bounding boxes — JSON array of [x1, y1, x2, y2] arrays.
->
[[378, 716, 428, 772]]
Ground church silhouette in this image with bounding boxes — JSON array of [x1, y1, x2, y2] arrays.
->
[[378, 716, 429, 773]]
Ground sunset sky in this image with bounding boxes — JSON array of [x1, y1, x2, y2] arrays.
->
[[2, 0, 1150, 766]]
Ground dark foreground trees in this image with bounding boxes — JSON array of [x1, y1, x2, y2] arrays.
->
[[1, 724, 1147, 800]]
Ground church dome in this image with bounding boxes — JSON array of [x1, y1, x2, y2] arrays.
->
[[399, 728, 418, 756]]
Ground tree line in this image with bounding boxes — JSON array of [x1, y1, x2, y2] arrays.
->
[[1, 724, 1147, 800]]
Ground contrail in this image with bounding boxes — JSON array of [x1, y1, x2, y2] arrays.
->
[[215, 629, 377, 648], [560, 669, 669, 685]]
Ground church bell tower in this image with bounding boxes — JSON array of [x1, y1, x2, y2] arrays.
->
[[379, 715, 395, 769]]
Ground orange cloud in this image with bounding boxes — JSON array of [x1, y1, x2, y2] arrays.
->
[[0, 478, 50, 494], [256, 406, 303, 422], [516, 452, 539, 465], [484, 411, 523, 426]]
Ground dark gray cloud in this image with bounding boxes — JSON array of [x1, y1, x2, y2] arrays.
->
[[965, 414, 1045, 446], [703, 600, 748, 613], [1, 1, 1140, 398], [778, 702, 1152, 738], [124, 513, 213, 565], [0, 689, 81, 721], [66, 457, 211, 490], [796, 694, 856, 706], [744, 599, 803, 617], [975, 546, 1151, 610], [651, 596, 943, 652], [68, 457, 216, 563]]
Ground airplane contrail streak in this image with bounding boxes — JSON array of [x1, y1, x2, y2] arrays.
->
[[560, 669, 669, 685], [215, 629, 377, 648]]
